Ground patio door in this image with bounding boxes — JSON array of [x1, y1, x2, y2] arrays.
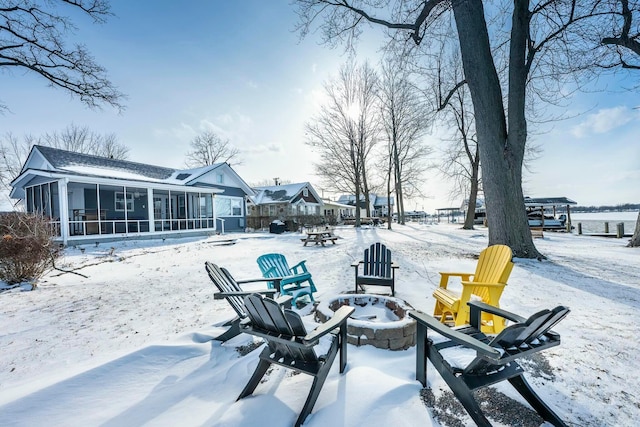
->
[[153, 195, 169, 218]]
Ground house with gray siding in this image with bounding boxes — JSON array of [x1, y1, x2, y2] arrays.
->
[[9, 145, 255, 244]]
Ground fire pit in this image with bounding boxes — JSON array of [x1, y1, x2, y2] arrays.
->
[[314, 294, 416, 350]]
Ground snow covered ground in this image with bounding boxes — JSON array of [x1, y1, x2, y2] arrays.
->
[[1, 222, 639, 426]]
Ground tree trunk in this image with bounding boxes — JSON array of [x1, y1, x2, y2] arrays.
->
[[462, 141, 480, 230], [463, 167, 479, 229], [393, 136, 406, 225], [351, 138, 362, 227], [452, 0, 541, 258], [627, 211, 640, 247], [387, 159, 393, 230]]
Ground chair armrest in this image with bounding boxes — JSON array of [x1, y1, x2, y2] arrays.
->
[[468, 301, 526, 324], [391, 262, 400, 269], [439, 272, 473, 289], [409, 311, 501, 359], [236, 277, 279, 285], [275, 294, 293, 309], [351, 260, 362, 268], [460, 280, 506, 288], [238, 276, 283, 290], [440, 272, 473, 279], [290, 260, 309, 274], [303, 306, 355, 344], [214, 290, 276, 299]]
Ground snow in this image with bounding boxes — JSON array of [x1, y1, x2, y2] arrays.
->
[[1, 222, 639, 426], [63, 165, 163, 182]]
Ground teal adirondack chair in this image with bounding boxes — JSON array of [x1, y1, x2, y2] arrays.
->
[[256, 253, 316, 304]]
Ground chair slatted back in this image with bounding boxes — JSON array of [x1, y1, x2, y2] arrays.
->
[[243, 294, 317, 363], [465, 305, 570, 375], [470, 244, 514, 301], [363, 243, 392, 278], [257, 253, 290, 278], [205, 261, 246, 319]]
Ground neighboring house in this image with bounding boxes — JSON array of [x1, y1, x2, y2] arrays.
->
[[337, 194, 394, 217], [247, 182, 323, 220], [9, 145, 255, 244], [321, 198, 355, 221]]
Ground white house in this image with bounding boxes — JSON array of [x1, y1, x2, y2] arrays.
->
[[9, 145, 255, 244], [337, 194, 394, 218]]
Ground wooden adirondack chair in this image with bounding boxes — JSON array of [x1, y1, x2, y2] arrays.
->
[[256, 253, 316, 305], [351, 242, 399, 296], [433, 244, 514, 333], [238, 293, 355, 427], [410, 301, 570, 427], [204, 261, 291, 342]]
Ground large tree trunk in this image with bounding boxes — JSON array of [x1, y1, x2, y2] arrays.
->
[[628, 211, 640, 247], [452, 0, 541, 258]]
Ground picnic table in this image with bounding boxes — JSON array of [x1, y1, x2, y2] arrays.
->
[[301, 230, 338, 246]]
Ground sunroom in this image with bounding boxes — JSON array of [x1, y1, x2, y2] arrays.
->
[[10, 145, 254, 245], [21, 175, 222, 244]]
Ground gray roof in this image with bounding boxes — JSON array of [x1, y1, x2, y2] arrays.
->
[[251, 182, 323, 205], [35, 145, 176, 180], [524, 197, 577, 207], [337, 194, 394, 206]]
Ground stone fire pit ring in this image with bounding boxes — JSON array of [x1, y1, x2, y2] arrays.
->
[[314, 294, 416, 350]]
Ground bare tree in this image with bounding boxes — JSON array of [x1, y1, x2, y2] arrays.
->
[[294, 1, 628, 258], [38, 124, 127, 157], [598, 1, 640, 247], [0, 124, 128, 205], [378, 57, 432, 226], [184, 131, 242, 168], [628, 211, 640, 247], [0, 0, 125, 112], [438, 83, 481, 230], [305, 60, 381, 226]]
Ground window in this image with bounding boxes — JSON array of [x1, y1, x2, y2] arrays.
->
[[216, 173, 224, 184], [303, 188, 309, 197], [215, 196, 243, 217], [231, 199, 242, 216], [115, 192, 134, 211]]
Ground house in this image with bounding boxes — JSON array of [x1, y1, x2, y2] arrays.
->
[[337, 194, 394, 218], [247, 182, 323, 228], [321, 198, 355, 222], [9, 145, 255, 244]]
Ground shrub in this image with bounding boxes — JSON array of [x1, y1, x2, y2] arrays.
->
[[0, 212, 60, 285]]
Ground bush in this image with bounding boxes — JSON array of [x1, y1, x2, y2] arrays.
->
[[0, 212, 60, 285]]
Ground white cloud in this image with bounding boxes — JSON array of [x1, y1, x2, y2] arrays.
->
[[571, 106, 637, 138]]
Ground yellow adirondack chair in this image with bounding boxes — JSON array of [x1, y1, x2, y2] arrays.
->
[[433, 244, 514, 333]]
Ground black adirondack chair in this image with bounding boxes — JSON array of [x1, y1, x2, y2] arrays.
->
[[205, 261, 290, 342], [238, 293, 355, 427], [351, 242, 399, 295], [410, 300, 570, 427]]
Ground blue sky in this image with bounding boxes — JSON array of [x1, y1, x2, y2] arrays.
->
[[1, 1, 638, 212]]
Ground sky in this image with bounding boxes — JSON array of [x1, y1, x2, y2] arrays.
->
[[2, 220, 639, 425], [1, 0, 639, 212]]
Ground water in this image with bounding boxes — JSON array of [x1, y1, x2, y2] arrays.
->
[[569, 211, 638, 234]]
